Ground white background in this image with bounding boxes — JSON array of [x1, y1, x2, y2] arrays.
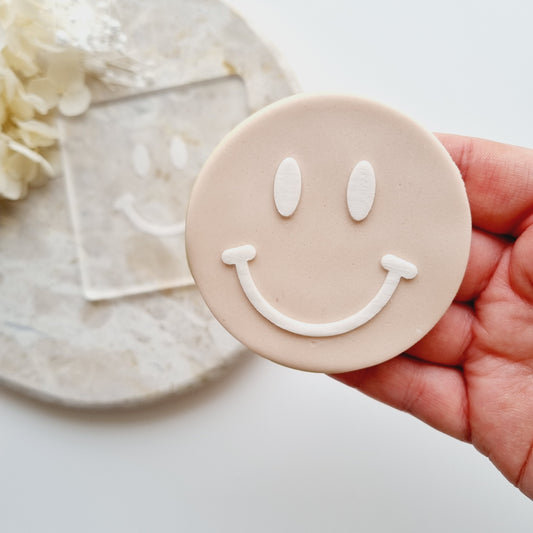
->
[[2, 1, 533, 531]]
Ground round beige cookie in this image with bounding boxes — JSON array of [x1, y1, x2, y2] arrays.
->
[[186, 94, 471, 373]]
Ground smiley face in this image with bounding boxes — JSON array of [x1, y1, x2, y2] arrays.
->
[[186, 94, 471, 372], [112, 136, 189, 238], [220, 157, 418, 337]]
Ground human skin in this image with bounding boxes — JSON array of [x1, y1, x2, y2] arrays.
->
[[332, 134, 533, 500]]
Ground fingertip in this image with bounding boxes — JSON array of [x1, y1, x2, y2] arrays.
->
[[434, 134, 533, 235]]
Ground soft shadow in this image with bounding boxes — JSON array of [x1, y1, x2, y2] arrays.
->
[[0, 351, 256, 425]]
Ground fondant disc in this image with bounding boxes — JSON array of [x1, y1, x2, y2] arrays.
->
[[186, 94, 471, 373]]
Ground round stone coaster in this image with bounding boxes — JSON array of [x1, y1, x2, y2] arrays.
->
[[186, 94, 471, 373], [0, 0, 296, 407]]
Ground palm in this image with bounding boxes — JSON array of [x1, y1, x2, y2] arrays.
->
[[334, 135, 533, 499]]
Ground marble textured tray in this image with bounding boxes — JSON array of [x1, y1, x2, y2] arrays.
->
[[0, 0, 296, 407]]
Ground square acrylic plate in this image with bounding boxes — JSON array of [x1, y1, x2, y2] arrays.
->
[[61, 76, 248, 301]]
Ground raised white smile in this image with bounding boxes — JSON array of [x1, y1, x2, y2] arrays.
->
[[222, 245, 417, 337]]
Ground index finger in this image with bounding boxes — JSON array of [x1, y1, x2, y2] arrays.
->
[[437, 134, 533, 236]]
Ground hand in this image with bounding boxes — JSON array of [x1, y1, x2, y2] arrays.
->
[[332, 134, 533, 500]]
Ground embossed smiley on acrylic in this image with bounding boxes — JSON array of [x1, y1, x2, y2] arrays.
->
[[186, 94, 471, 373], [113, 136, 189, 237]]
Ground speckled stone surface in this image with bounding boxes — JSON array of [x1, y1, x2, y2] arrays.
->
[[0, 0, 296, 407]]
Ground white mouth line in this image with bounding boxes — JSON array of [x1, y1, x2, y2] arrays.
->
[[222, 245, 417, 338], [114, 193, 185, 237]]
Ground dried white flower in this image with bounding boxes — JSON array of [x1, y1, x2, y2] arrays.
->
[[0, 0, 89, 199], [0, 0, 132, 200]]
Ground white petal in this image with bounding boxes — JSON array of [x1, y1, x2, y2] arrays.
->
[[5, 152, 38, 182], [6, 138, 54, 176], [0, 25, 6, 51], [9, 94, 34, 121], [21, 91, 48, 115], [26, 77, 60, 110], [0, 173, 26, 200], [58, 84, 91, 116], [39, 146, 62, 177], [15, 119, 58, 149], [14, 118, 58, 138], [0, 67, 20, 101], [3, 45, 39, 77], [18, 129, 56, 148]]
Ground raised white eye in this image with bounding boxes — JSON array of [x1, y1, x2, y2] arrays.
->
[[347, 160, 376, 221], [274, 157, 301, 217], [132, 143, 151, 177], [170, 135, 188, 170]]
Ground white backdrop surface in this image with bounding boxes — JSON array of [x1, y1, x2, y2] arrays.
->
[[1, 1, 533, 531]]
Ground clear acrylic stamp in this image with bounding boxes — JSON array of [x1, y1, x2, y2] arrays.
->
[[60, 76, 248, 300]]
